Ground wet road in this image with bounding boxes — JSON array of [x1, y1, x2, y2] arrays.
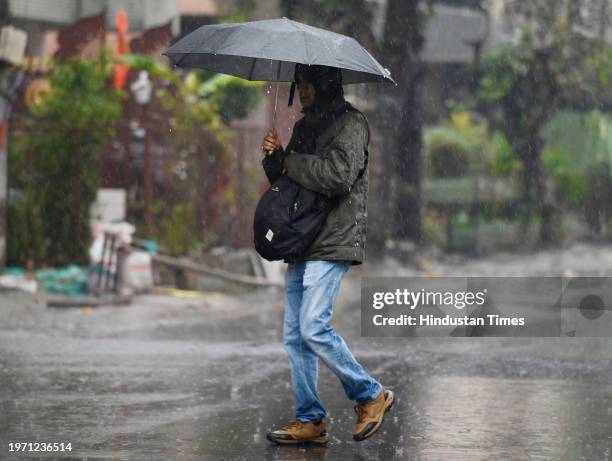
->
[[2, 246, 612, 460]]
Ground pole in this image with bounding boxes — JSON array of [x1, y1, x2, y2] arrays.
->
[[0, 68, 22, 270], [236, 128, 245, 246], [0, 79, 8, 270], [142, 105, 153, 238]]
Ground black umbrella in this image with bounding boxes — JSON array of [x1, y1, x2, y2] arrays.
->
[[163, 17, 394, 125]]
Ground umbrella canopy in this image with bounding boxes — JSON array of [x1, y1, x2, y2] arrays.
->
[[163, 17, 394, 85]]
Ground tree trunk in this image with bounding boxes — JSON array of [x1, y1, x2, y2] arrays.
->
[[518, 134, 559, 246], [380, 0, 425, 245], [394, 61, 424, 243]]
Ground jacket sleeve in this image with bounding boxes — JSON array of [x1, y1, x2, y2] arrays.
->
[[283, 112, 368, 197], [261, 121, 302, 184], [261, 147, 286, 184]]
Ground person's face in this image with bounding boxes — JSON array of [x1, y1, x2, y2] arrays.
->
[[298, 79, 316, 108]]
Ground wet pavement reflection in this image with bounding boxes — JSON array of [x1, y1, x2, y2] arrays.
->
[[2, 274, 612, 460]]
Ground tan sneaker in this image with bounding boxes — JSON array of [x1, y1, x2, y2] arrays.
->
[[353, 388, 395, 441], [266, 420, 329, 445]]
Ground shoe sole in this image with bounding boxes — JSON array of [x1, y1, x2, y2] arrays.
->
[[353, 390, 395, 442], [266, 433, 329, 446]]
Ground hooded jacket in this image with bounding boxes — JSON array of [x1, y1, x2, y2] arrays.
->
[[261, 96, 369, 265]]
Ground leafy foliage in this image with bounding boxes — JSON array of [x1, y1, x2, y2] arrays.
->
[[155, 202, 199, 257], [542, 111, 612, 206], [476, 31, 612, 139], [424, 112, 517, 178], [119, 54, 180, 84], [197, 74, 262, 123], [8, 52, 123, 267]]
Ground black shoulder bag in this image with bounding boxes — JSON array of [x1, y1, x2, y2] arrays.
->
[[253, 109, 369, 262]]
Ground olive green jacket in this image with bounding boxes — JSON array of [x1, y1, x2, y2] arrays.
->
[[262, 102, 369, 265]]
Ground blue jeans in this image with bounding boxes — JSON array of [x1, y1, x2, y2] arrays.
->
[[283, 260, 382, 422]]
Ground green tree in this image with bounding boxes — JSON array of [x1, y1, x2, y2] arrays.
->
[[542, 111, 612, 234], [8, 52, 122, 267], [196, 73, 262, 123], [474, 2, 612, 244], [424, 111, 517, 178]]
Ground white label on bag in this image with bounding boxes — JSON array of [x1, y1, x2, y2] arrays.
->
[[266, 229, 274, 241]]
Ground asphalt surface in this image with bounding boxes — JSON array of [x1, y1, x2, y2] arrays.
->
[[2, 244, 612, 460]]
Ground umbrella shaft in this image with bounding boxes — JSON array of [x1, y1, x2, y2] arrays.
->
[[272, 81, 279, 128], [265, 82, 280, 156]]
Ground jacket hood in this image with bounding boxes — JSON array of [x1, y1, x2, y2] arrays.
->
[[288, 64, 344, 108]]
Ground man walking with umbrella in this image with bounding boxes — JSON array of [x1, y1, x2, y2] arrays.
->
[[164, 17, 396, 446], [261, 63, 394, 445]]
